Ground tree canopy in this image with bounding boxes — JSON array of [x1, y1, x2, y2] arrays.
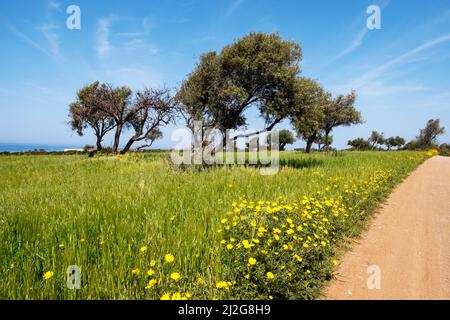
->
[[68, 81, 116, 151], [177, 32, 302, 147]]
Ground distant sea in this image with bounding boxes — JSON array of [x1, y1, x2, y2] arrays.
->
[[0, 143, 82, 152]]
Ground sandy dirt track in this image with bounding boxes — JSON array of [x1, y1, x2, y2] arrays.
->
[[323, 156, 450, 300]]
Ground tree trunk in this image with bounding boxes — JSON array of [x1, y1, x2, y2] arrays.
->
[[96, 136, 103, 151], [121, 137, 137, 154], [305, 132, 317, 154], [222, 130, 227, 151], [113, 124, 123, 153]]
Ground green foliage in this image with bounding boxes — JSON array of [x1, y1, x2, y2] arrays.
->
[[407, 119, 446, 150], [385, 136, 406, 150], [291, 80, 361, 153], [68, 81, 116, 151], [348, 138, 372, 151], [439, 143, 450, 156], [267, 129, 295, 151], [369, 131, 385, 149], [177, 32, 302, 141]]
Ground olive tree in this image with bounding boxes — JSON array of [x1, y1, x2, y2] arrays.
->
[[97, 84, 133, 153], [176, 32, 302, 149], [369, 131, 385, 149], [121, 88, 177, 154], [68, 81, 115, 151], [385, 136, 405, 150], [416, 119, 445, 149], [322, 91, 362, 151], [266, 129, 295, 151], [290, 78, 330, 153]]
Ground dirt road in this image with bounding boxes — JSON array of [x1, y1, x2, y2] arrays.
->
[[323, 156, 450, 300]]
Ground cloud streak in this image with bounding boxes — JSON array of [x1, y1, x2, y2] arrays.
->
[[226, 0, 244, 16], [352, 33, 450, 86], [329, 28, 368, 63], [96, 15, 116, 56], [8, 25, 54, 58], [36, 24, 61, 58]]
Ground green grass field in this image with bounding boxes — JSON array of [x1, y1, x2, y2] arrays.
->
[[0, 151, 429, 299]]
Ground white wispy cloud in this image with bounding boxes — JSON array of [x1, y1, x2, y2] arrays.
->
[[329, 28, 368, 63], [36, 24, 61, 58], [226, 0, 244, 16], [47, 1, 61, 11], [96, 15, 116, 56], [325, 33, 450, 100], [8, 25, 53, 57], [96, 15, 158, 57], [352, 33, 450, 87]]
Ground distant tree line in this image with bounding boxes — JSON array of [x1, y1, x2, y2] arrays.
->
[[348, 119, 445, 151]]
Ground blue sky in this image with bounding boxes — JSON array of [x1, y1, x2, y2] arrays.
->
[[0, 0, 449, 149]]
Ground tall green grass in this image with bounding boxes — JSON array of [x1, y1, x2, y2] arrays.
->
[[0, 151, 427, 299]]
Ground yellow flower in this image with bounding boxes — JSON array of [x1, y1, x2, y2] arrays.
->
[[150, 259, 157, 267], [332, 259, 338, 266], [164, 254, 175, 263], [248, 257, 257, 266], [58, 243, 64, 249], [286, 229, 294, 235], [242, 240, 254, 249], [131, 268, 140, 275], [145, 279, 157, 289], [196, 277, 205, 285], [140, 246, 148, 253], [171, 292, 183, 300], [226, 244, 234, 250], [170, 272, 181, 281], [80, 238, 86, 243], [146, 269, 155, 276], [160, 293, 171, 300], [216, 281, 230, 289], [266, 272, 275, 280], [250, 220, 257, 227], [43, 271, 54, 280], [269, 295, 273, 300]]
